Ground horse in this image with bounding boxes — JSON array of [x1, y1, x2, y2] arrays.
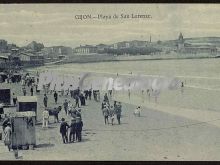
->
[[45, 106, 62, 123]]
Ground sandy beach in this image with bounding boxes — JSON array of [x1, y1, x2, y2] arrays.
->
[[1, 80, 220, 161]]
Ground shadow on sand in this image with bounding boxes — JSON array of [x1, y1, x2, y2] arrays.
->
[[35, 143, 55, 148]]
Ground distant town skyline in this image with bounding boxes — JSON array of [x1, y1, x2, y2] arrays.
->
[[0, 4, 219, 48]]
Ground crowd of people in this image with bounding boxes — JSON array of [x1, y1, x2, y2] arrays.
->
[[1, 70, 149, 149]]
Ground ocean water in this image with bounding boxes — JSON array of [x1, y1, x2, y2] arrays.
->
[[27, 58, 220, 112]]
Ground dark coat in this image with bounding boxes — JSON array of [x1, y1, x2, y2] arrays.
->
[[60, 121, 69, 134], [76, 121, 83, 132], [70, 122, 77, 133]]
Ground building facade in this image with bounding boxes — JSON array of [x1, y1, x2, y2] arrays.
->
[[177, 33, 217, 55], [75, 45, 98, 54]]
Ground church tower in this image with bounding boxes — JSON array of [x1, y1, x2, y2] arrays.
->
[[177, 32, 185, 52]]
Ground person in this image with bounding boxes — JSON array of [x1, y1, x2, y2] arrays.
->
[[134, 106, 141, 117], [61, 84, 64, 96], [75, 117, 83, 142], [88, 89, 92, 100], [60, 118, 69, 144], [79, 93, 86, 106], [4, 122, 12, 151], [108, 90, 112, 97], [68, 101, 74, 116], [103, 93, 109, 103], [147, 89, 151, 101], [115, 102, 122, 125], [109, 105, 115, 125], [84, 90, 89, 100], [63, 99, 69, 115], [22, 86, 26, 96], [43, 94, 48, 108], [2, 116, 9, 131], [102, 105, 109, 125], [0, 103, 4, 120], [54, 91, 58, 104], [69, 118, 77, 143], [101, 101, 106, 111], [30, 85, 34, 96], [42, 109, 49, 128], [12, 93, 17, 106], [75, 95, 80, 108], [69, 85, 74, 98], [76, 87, 80, 97]]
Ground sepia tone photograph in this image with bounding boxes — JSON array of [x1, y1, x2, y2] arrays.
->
[[0, 4, 220, 161]]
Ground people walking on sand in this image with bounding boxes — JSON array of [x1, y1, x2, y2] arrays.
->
[[30, 85, 34, 96], [75, 117, 83, 142], [42, 109, 49, 128], [75, 95, 80, 108], [79, 93, 86, 106], [102, 105, 109, 125], [109, 105, 115, 125], [88, 88, 92, 100], [22, 86, 26, 96], [63, 99, 69, 115], [61, 84, 64, 96], [43, 94, 48, 108], [115, 102, 122, 125], [4, 122, 12, 151], [69, 85, 74, 98], [103, 93, 109, 103], [54, 91, 58, 104], [60, 118, 69, 144], [12, 93, 17, 106], [69, 118, 77, 143], [84, 90, 89, 100], [147, 89, 150, 101]]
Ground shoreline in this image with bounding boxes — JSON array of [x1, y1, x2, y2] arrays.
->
[[24, 54, 217, 70]]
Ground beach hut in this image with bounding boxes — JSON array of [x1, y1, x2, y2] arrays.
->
[[11, 111, 36, 149], [0, 88, 11, 105], [17, 96, 37, 118], [0, 72, 8, 83]]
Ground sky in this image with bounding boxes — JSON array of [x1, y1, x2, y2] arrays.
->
[[0, 4, 219, 48]]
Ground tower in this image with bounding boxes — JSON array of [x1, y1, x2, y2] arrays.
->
[[177, 32, 185, 51]]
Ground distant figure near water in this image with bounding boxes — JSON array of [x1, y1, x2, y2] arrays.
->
[[43, 94, 48, 108]]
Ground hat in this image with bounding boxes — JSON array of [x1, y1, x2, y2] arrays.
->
[[7, 122, 11, 126], [61, 118, 65, 121]]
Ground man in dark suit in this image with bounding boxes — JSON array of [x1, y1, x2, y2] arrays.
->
[[60, 118, 69, 144], [75, 117, 83, 142]]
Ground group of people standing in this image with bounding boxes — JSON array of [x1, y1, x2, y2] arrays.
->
[[59, 117, 83, 143], [101, 93, 122, 125]]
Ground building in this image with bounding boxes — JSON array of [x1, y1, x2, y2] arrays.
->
[[75, 45, 98, 54], [111, 40, 148, 49], [96, 44, 109, 51], [177, 33, 217, 55], [14, 52, 44, 66], [41, 46, 73, 58]]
